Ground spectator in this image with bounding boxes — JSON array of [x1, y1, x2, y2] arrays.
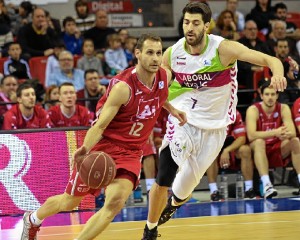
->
[[118, 28, 129, 47], [212, 9, 240, 41], [213, 0, 245, 32], [267, 20, 299, 58], [0, 0, 11, 28], [124, 36, 137, 67], [273, 2, 300, 40], [46, 50, 84, 91], [11, 1, 34, 36], [77, 39, 104, 77], [0, 23, 13, 57], [76, 69, 105, 115], [44, 85, 59, 110], [246, 0, 275, 35], [17, 8, 58, 57], [2, 83, 52, 129], [246, 80, 300, 198], [104, 34, 128, 75], [45, 10, 61, 36], [62, 16, 83, 56], [273, 38, 300, 103], [48, 82, 92, 127], [0, 75, 18, 127], [4, 42, 32, 79], [74, 0, 95, 34], [206, 110, 255, 201], [84, 9, 116, 51], [237, 20, 271, 90], [45, 40, 66, 86]]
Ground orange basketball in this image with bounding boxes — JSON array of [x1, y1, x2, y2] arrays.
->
[[77, 151, 116, 189]]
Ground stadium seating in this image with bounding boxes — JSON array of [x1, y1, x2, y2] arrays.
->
[[29, 56, 48, 87]]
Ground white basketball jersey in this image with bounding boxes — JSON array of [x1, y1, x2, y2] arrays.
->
[[169, 35, 238, 129]]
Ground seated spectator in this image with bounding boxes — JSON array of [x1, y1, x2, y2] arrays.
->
[[213, 0, 245, 32], [2, 83, 52, 129], [45, 10, 61, 36], [246, 80, 300, 198], [124, 36, 137, 67], [74, 0, 95, 34], [84, 9, 116, 51], [4, 42, 32, 79], [46, 50, 84, 91], [212, 10, 240, 41], [76, 69, 105, 115], [273, 38, 300, 103], [62, 16, 83, 56], [118, 28, 129, 48], [267, 20, 299, 58], [0, 75, 18, 127], [0, 0, 11, 29], [48, 82, 93, 127], [104, 34, 128, 75], [45, 40, 66, 85], [206, 110, 255, 201], [245, 0, 275, 36], [273, 2, 300, 40], [10, 1, 34, 36], [293, 97, 300, 137], [17, 8, 59, 57], [44, 85, 59, 110], [77, 39, 104, 77], [0, 23, 13, 57]]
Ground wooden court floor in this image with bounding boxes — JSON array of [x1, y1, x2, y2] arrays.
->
[[3, 211, 300, 240]]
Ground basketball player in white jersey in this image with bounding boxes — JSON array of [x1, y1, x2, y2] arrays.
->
[[142, 2, 287, 239]]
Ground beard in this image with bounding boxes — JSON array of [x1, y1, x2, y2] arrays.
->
[[184, 28, 205, 47]]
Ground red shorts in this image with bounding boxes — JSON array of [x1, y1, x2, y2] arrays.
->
[[142, 142, 157, 157], [65, 138, 143, 197], [266, 141, 290, 168]]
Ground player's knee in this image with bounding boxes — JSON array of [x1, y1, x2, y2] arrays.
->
[[239, 145, 251, 159], [104, 197, 125, 218], [156, 171, 175, 187], [252, 139, 266, 151]]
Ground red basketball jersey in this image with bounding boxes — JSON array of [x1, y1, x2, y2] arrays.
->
[[2, 104, 52, 130], [254, 102, 282, 145], [96, 67, 168, 150], [292, 98, 300, 128], [227, 110, 246, 138], [48, 105, 93, 127]]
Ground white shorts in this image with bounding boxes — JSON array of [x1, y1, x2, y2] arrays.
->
[[161, 116, 227, 199]]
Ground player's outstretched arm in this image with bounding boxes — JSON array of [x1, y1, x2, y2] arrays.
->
[[74, 82, 130, 166], [219, 40, 287, 92], [163, 101, 187, 126]]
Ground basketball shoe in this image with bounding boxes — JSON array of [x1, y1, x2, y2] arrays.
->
[[244, 188, 256, 199], [158, 194, 191, 226], [21, 212, 40, 240], [141, 225, 160, 240], [264, 183, 278, 199], [210, 190, 223, 202]]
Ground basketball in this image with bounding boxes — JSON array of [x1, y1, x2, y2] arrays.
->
[[77, 151, 116, 189]]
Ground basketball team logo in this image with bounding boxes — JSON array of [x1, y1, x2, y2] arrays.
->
[[132, 97, 160, 121]]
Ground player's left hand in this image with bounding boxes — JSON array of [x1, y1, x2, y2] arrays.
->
[[171, 109, 187, 126], [72, 146, 88, 170], [270, 75, 287, 92]]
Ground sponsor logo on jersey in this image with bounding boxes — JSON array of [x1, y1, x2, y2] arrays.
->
[[203, 59, 211, 66], [177, 56, 186, 60], [159, 81, 164, 89], [132, 97, 159, 120], [135, 89, 143, 95], [177, 62, 186, 65]]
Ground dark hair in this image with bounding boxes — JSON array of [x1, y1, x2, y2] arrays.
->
[[216, 10, 236, 30], [1, 75, 18, 85], [8, 42, 21, 50], [255, 0, 272, 12], [135, 33, 162, 51], [20, 1, 34, 16], [59, 82, 75, 91], [63, 16, 76, 28], [182, 2, 212, 24], [275, 38, 289, 47], [75, 0, 88, 8], [274, 2, 287, 12], [84, 69, 98, 79], [17, 83, 34, 98], [260, 80, 276, 94]]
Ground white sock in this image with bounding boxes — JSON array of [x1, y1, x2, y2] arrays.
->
[[298, 174, 300, 185], [244, 180, 253, 191], [146, 178, 156, 191], [30, 211, 43, 226], [209, 183, 218, 194], [147, 221, 158, 230], [261, 175, 271, 188]]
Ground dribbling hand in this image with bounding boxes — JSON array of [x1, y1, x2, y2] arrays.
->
[[72, 146, 88, 170]]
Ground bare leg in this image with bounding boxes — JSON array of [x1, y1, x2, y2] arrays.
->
[[143, 155, 156, 179], [250, 139, 269, 176], [239, 145, 253, 181], [147, 182, 168, 223], [76, 178, 133, 240], [282, 137, 300, 174], [37, 193, 83, 220], [206, 159, 218, 184]]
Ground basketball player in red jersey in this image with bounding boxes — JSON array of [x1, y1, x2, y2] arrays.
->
[[246, 81, 300, 199], [21, 34, 187, 240]]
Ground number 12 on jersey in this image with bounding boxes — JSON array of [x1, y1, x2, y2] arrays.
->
[[129, 122, 144, 136]]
